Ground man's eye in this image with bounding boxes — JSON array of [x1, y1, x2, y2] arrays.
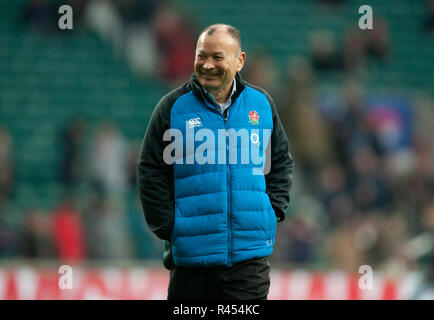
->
[[198, 55, 206, 59], [214, 56, 223, 61]]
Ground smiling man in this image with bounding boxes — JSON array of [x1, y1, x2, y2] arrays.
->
[[137, 24, 294, 300], [194, 25, 244, 106]]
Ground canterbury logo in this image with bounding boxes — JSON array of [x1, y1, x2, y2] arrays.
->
[[188, 117, 202, 128]]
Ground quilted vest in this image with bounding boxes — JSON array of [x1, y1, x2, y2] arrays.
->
[[168, 81, 277, 267]]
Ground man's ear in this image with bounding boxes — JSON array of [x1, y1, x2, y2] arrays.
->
[[236, 52, 246, 72]]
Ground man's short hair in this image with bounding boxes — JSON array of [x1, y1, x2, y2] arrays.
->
[[199, 24, 242, 51]]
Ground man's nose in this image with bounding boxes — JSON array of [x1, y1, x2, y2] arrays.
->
[[203, 59, 215, 70]]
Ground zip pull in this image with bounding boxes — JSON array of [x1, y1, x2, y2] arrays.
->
[[223, 109, 229, 121]]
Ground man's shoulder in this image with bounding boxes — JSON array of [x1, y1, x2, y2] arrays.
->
[[241, 81, 277, 116], [156, 82, 193, 112], [242, 81, 275, 106]]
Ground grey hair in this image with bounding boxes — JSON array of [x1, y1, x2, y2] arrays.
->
[[199, 23, 242, 51]]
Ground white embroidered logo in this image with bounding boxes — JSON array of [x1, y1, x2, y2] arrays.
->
[[188, 117, 202, 128]]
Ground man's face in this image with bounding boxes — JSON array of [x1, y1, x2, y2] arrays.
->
[[194, 30, 245, 92]]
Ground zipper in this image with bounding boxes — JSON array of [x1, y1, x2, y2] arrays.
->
[[223, 107, 232, 266], [199, 83, 240, 266], [203, 89, 234, 266]]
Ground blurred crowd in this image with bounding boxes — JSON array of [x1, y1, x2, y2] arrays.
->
[[0, 0, 433, 283], [22, 0, 197, 85], [0, 119, 161, 262], [275, 68, 433, 275]]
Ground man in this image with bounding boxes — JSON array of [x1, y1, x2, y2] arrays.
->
[[137, 24, 294, 300]]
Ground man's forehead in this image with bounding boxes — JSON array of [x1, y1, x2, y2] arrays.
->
[[196, 30, 238, 52]]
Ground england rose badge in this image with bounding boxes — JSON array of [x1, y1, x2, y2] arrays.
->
[[249, 110, 259, 125]]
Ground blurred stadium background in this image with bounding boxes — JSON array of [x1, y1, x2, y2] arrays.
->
[[0, 0, 433, 299]]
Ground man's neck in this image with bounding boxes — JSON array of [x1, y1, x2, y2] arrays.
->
[[207, 80, 234, 104]]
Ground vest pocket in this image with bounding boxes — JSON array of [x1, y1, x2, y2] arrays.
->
[[267, 207, 277, 246]]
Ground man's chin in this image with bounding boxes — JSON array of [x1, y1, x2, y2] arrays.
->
[[199, 78, 221, 91]]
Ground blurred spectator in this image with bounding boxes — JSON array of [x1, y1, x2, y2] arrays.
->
[[325, 215, 370, 271], [280, 56, 333, 176], [88, 121, 129, 198], [21, 209, 54, 258], [52, 197, 87, 262], [22, 0, 56, 32], [365, 17, 390, 63], [23, 0, 87, 33], [349, 146, 392, 211], [315, 163, 353, 226], [343, 17, 390, 72], [320, 80, 380, 173], [0, 202, 21, 257], [421, 203, 434, 238], [273, 195, 328, 264], [83, 193, 131, 260], [286, 215, 321, 264], [115, 0, 160, 76], [124, 22, 158, 77], [83, 192, 104, 259], [424, 0, 434, 34], [402, 202, 434, 299], [243, 51, 279, 95], [343, 27, 367, 72], [0, 128, 14, 201], [85, 0, 158, 76], [67, 0, 88, 31], [153, 5, 196, 86], [114, 0, 158, 26], [125, 193, 160, 259], [355, 214, 387, 267], [86, 0, 196, 79], [59, 119, 87, 191], [407, 135, 434, 209], [85, 0, 124, 52], [309, 30, 343, 72]]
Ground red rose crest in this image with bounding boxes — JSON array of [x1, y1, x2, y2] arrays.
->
[[249, 110, 259, 125]]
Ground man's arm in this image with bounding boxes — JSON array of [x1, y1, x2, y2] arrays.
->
[[137, 96, 174, 241], [265, 94, 295, 222]]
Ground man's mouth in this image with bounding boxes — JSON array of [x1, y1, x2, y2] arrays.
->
[[200, 71, 220, 79]]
